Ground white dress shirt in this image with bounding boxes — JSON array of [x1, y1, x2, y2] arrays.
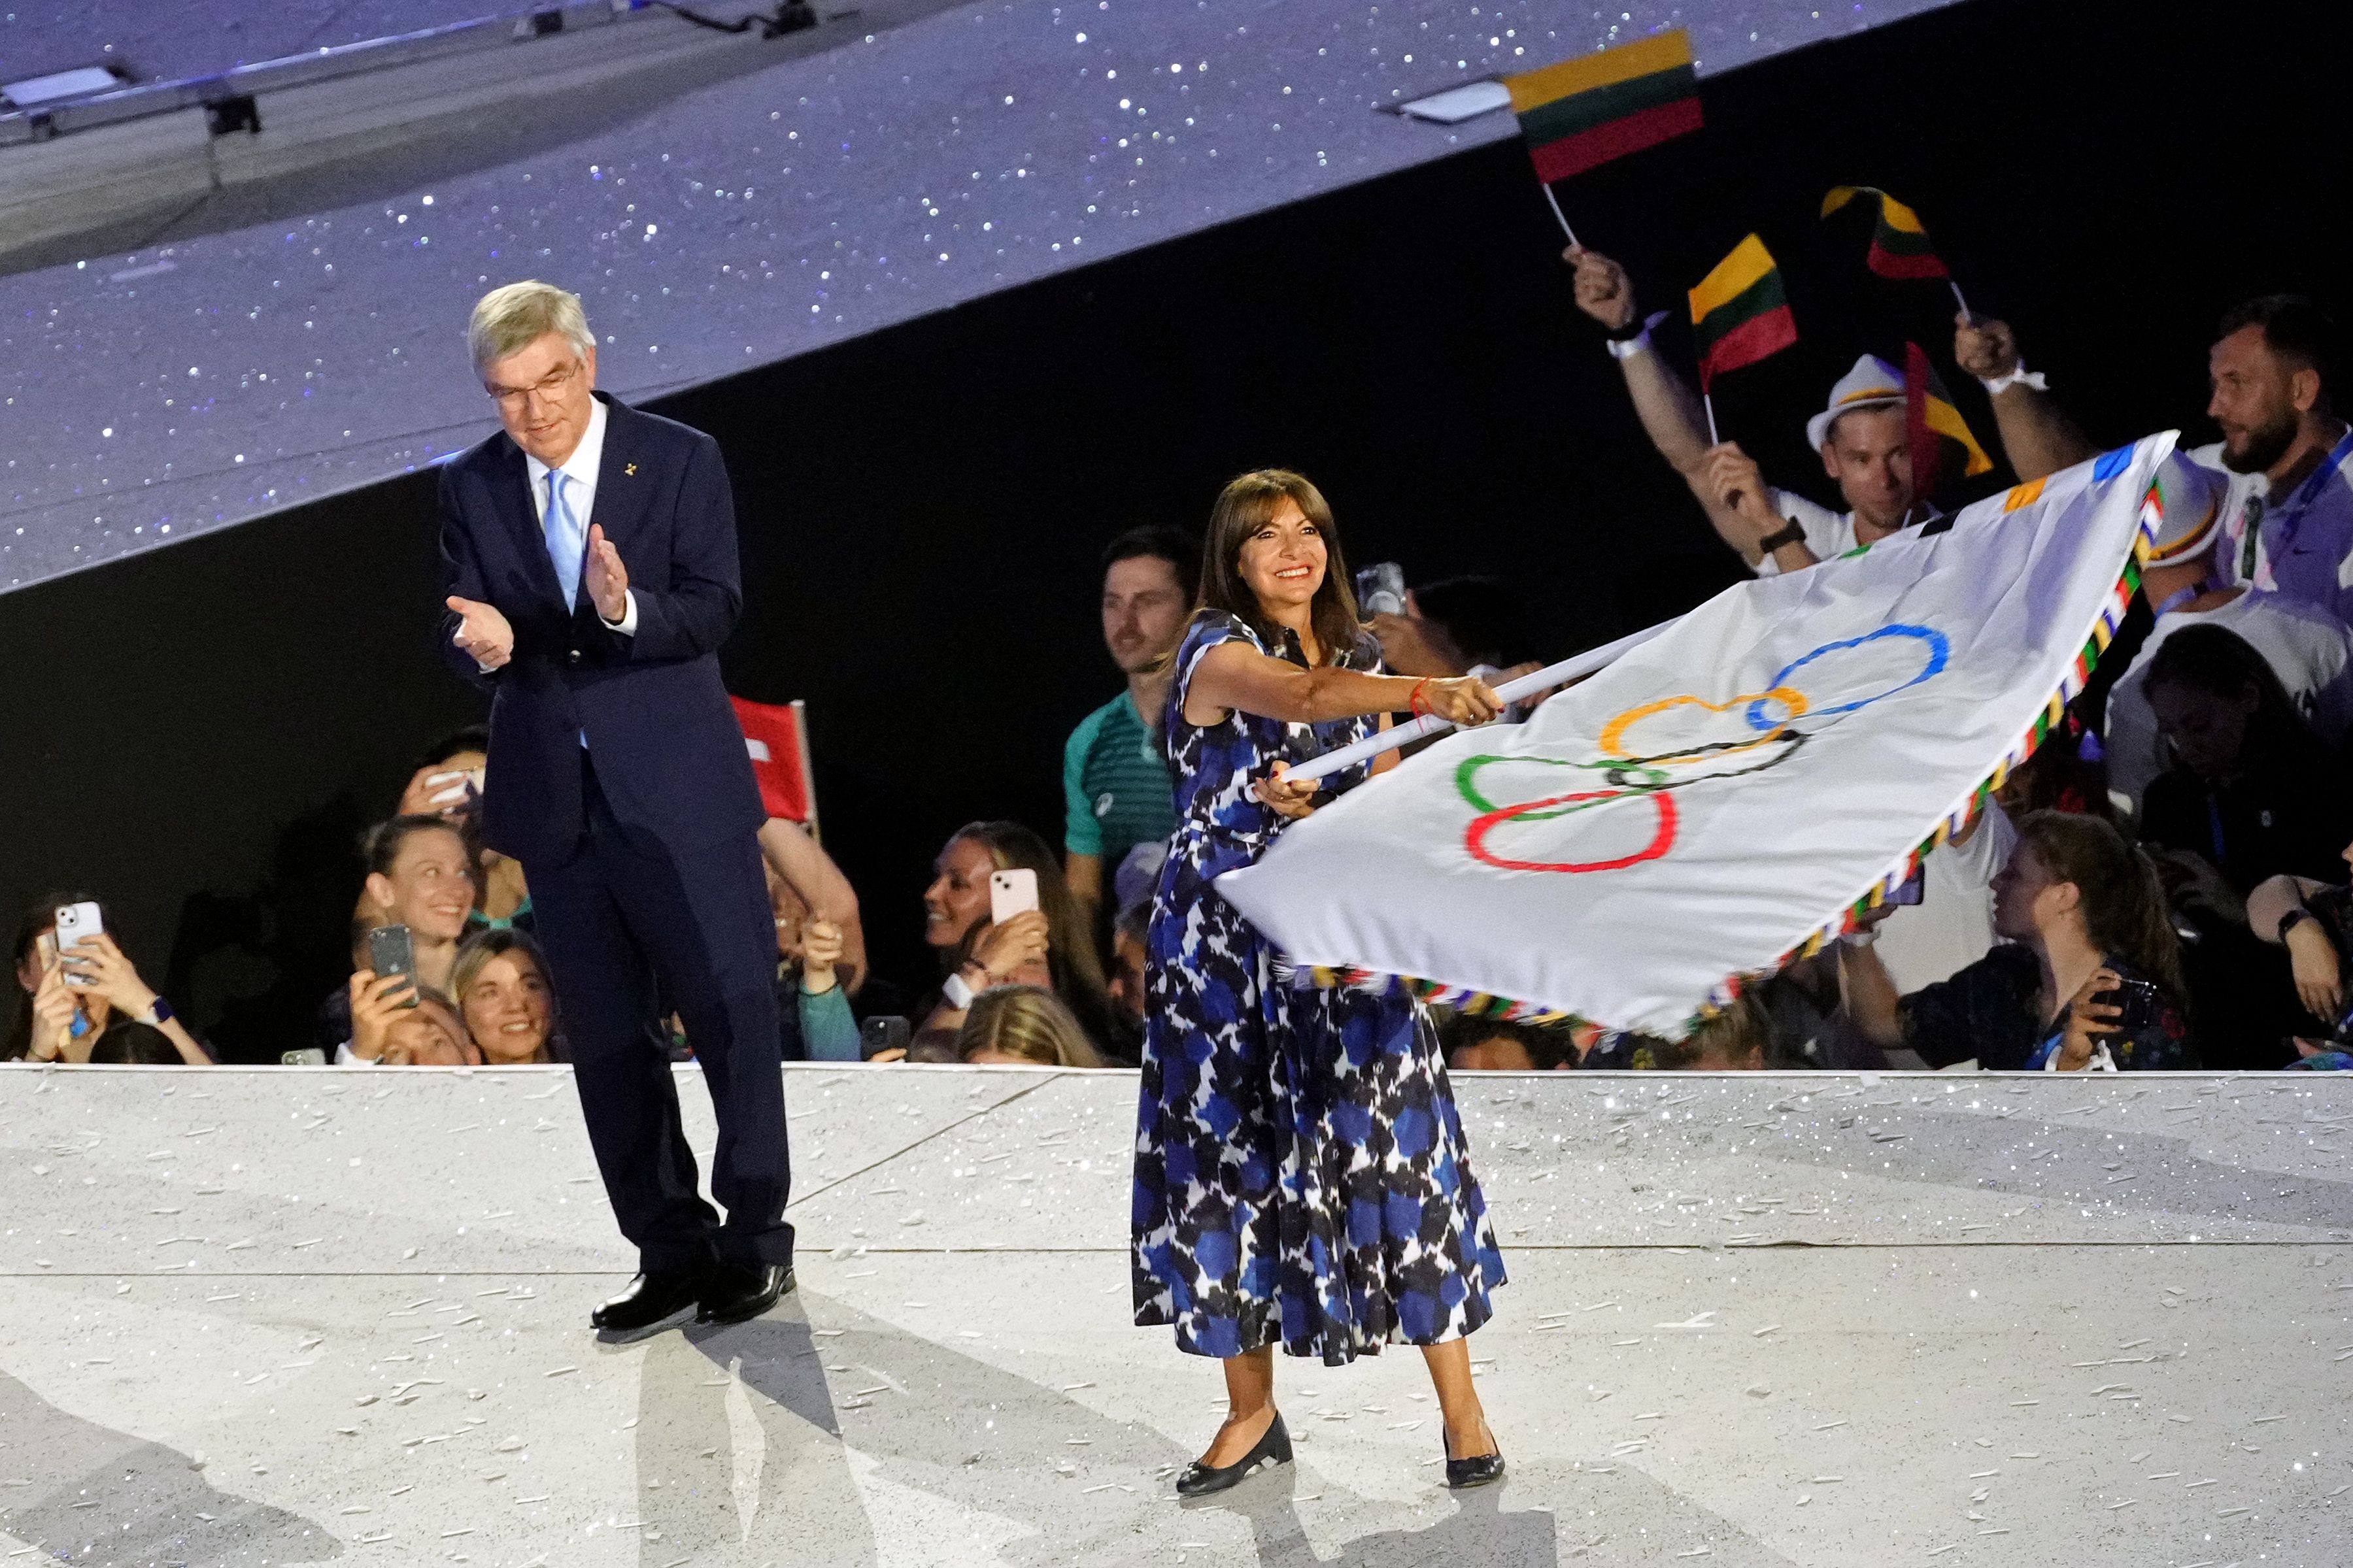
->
[[523, 397, 637, 635]]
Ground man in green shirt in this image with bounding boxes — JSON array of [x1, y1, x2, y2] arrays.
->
[[1065, 527, 1195, 933]]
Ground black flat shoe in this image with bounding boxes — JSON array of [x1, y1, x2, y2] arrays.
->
[[1444, 1422, 1506, 1490], [1176, 1410, 1291, 1497], [698, 1262, 796, 1324], [591, 1268, 706, 1334]]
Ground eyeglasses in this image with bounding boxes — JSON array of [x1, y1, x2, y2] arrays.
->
[[484, 360, 579, 409]]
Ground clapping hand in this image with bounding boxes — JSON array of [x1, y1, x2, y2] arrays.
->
[[584, 523, 630, 624], [446, 595, 514, 670]]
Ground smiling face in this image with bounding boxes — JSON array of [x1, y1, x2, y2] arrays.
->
[[1236, 496, 1327, 622], [366, 826, 477, 943], [1821, 407, 1914, 532], [1102, 554, 1191, 675], [483, 331, 599, 469], [461, 950, 552, 1065], [923, 835, 996, 951]]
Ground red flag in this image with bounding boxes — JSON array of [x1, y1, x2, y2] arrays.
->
[[730, 696, 815, 826], [1904, 342, 1946, 508]]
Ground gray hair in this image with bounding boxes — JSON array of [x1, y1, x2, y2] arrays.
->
[[467, 280, 594, 372]]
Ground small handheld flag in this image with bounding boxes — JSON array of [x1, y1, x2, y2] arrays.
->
[[1903, 341, 1995, 504], [1823, 185, 1972, 318], [1507, 31, 1701, 242], [730, 695, 817, 829], [1688, 234, 1798, 395]]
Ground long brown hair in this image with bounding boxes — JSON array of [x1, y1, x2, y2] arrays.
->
[[945, 822, 1123, 1050], [2014, 810, 2188, 1005], [1194, 469, 1363, 665]]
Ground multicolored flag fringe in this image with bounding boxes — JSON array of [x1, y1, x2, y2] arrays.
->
[[1687, 233, 1797, 393], [1215, 434, 2178, 1039], [1505, 31, 1702, 184], [1821, 185, 1948, 280], [1903, 341, 1995, 503]]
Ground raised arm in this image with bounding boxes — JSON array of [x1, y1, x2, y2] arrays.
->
[[1181, 641, 1500, 731], [757, 818, 866, 994], [1952, 313, 2097, 482], [1566, 247, 1807, 569]]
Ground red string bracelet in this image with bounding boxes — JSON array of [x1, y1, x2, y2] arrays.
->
[[1409, 678, 1432, 718]]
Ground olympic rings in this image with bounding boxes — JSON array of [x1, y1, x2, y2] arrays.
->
[[1454, 622, 1950, 876]]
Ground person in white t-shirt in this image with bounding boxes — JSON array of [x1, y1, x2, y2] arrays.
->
[[1955, 297, 2353, 620], [2100, 454, 2353, 807], [1568, 246, 1924, 578]]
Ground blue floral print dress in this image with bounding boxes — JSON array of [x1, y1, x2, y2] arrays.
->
[[1132, 612, 1507, 1365]]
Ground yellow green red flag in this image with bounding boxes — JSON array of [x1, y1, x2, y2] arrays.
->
[[1821, 186, 1950, 280], [1505, 31, 1702, 183], [1687, 234, 1797, 392]]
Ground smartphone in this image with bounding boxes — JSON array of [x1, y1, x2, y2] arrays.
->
[[1886, 869, 1925, 907], [2093, 976, 2159, 1037], [989, 868, 1040, 926], [1354, 561, 1407, 618], [279, 1048, 328, 1067], [53, 901, 103, 977], [859, 1015, 912, 1061], [365, 924, 420, 1009]]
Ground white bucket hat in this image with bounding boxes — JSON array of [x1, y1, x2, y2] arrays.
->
[[1806, 354, 1907, 451], [2144, 451, 2228, 565]]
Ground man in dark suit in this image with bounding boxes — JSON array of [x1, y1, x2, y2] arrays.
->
[[439, 280, 792, 1335]]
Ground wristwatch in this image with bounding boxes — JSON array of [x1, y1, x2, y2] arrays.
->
[[139, 996, 173, 1026], [1758, 518, 1808, 555], [1604, 309, 1668, 361], [2280, 907, 2318, 941]]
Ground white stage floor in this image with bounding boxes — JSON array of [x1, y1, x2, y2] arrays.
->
[[4, 1063, 2349, 1565]]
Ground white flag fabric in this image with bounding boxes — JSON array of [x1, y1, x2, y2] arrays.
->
[[1216, 433, 2176, 1037]]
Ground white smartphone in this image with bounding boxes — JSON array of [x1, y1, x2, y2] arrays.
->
[[989, 869, 1040, 926], [53, 901, 103, 978]]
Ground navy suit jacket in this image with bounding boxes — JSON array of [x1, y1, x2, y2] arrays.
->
[[437, 393, 764, 867]]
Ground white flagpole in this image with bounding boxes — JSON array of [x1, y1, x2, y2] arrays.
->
[[1540, 183, 1579, 248], [1948, 277, 1972, 322], [1702, 390, 1721, 445], [1286, 616, 1678, 785]]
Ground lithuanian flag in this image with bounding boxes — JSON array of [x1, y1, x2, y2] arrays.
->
[[1506, 31, 1702, 184], [1687, 234, 1797, 392], [1821, 186, 1949, 280], [1903, 341, 1995, 499]]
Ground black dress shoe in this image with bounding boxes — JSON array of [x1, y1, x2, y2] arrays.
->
[[1444, 1421, 1506, 1490], [1175, 1410, 1291, 1497], [698, 1262, 796, 1324], [591, 1268, 706, 1334]]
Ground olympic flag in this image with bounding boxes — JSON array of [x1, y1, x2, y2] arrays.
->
[[1215, 433, 2177, 1038]]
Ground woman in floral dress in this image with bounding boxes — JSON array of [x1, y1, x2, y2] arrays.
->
[[1132, 469, 1513, 1495]]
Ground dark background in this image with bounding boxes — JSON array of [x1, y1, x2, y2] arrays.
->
[[4, 0, 2346, 1058]]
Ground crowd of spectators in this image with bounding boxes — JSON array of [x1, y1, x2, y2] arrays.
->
[[11, 272, 2353, 1081]]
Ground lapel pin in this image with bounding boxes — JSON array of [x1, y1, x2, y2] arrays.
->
[[624, 462, 638, 476]]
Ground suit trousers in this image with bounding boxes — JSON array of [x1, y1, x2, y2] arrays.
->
[[528, 752, 792, 1274]]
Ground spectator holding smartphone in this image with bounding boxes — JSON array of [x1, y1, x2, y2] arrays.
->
[[318, 816, 481, 1056], [390, 727, 532, 930], [452, 928, 563, 1064], [6, 896, 212, 1065], [344, 981, 478, 1066], [918, 821, 1123, 1056], [1839, 812, 2193, 1071]]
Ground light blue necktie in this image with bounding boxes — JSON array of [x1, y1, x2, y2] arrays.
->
[[544, 468, 585, 609]]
